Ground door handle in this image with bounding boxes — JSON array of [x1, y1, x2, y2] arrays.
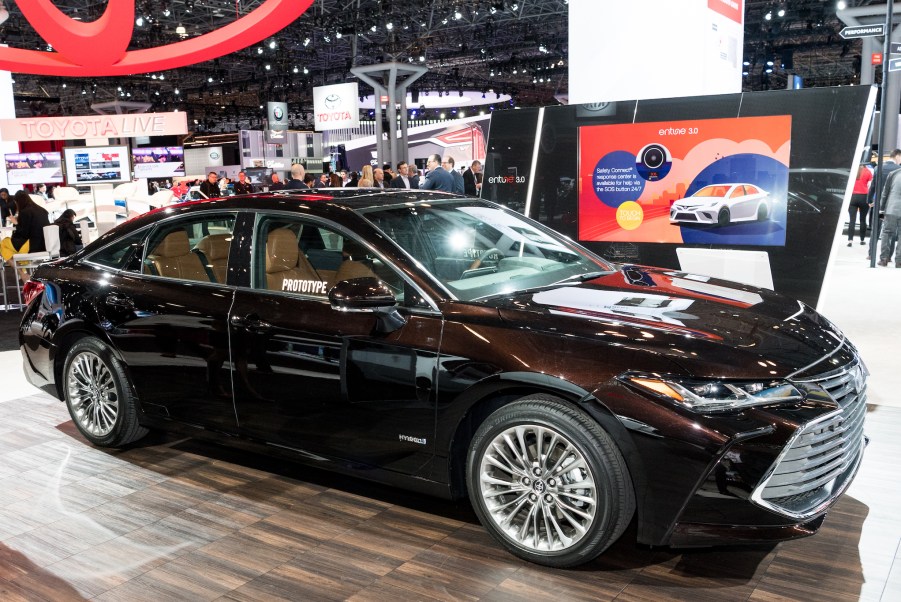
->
[[230, 314, 272, 332], [104, 293, 133, 308]]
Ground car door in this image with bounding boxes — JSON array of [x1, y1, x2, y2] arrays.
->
[[228, 213, 443, 476], [92, 212, 239, 432]]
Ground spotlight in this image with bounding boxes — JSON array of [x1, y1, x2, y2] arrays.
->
[[777, 8, 785, 17], [764, 10, 772, 20], [837, 1, 847, 9], [136, 16, 144, 26], [269, 40, 277, 49]]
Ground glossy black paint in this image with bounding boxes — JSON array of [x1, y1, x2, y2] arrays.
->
[[19, 190, 863, 550]]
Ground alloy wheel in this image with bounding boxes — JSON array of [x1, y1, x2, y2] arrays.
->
[[66, 351, 119, 437], [477, 424, 598, 552]]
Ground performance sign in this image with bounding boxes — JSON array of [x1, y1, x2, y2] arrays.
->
[[578, 115, 792, 247], [313, 82, 360, 131], [0, 111, 188, 142]]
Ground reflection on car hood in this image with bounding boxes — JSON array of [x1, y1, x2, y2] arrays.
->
[[485, 265, 843, 378]]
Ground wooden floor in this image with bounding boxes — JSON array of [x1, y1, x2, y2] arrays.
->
[[0, 393, 899, 602]]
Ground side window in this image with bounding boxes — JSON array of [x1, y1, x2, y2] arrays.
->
[[85, 229, 146, 272], [143, 214, 236, 284], [254, 216, 413, 304]]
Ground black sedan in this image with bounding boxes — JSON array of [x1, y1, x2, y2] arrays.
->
[[19, 189, 867, 567]]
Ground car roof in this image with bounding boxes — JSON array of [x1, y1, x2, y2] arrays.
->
[[113, 188, 470, 236]]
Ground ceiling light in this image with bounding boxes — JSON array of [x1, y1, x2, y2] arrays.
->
[[777, 9, 785, 17], [176, 24, 186, 36], [269, 40, 277, 49], [303, 66, 309, 74], [454, 11, 462, 20], [837, 1, 847, 9], [293, 66, 299, 74], [136, 16, 144, 27], [257, 47, 264, 54], [386, 22, 394, 30], [764, 10, 772, 20]]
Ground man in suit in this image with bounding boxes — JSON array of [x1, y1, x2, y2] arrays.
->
[[373, 168, 388, 189], [419, 154, 455, 192], [443, 156, 465, 194], [390, 162, 412, 189], [286, 163, 309, 189], [463, 160, 482, 196], [233, 171, 254, 195]]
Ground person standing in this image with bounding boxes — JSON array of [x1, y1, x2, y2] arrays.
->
[[391, 162, 413, 189], [373, 168, 388, 189], [878, 166, 901, 266], [463, 160, 482, 196], [199, 171, 221, 198], [233, 171, 254, 195], [286, 164, 309, 189], [848, 164, 871, 247], [269, 173, 286, 191], [443, 156, 465, 194], [419, 154, 454, 192]]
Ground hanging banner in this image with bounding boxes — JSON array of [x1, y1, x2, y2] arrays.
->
[[266, 101, 288, 142], [0, 111, 188, 142], [313, 82, 360, 131]]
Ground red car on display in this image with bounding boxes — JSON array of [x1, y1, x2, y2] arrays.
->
[[670, 183, 771, 227], [19, 189, 866, 567]]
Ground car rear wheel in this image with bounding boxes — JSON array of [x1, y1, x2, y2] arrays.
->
[[62, 337, 148, 447], [467, 395, 635, 567], [717, 207, 731, 226]]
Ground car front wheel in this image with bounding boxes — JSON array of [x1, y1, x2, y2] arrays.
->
[[62, 337, 148, 447], [717, 207, 731, 226], [467, 395, 635, 567]]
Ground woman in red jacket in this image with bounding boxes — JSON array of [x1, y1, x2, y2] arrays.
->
[[849, 164, 872, 246]]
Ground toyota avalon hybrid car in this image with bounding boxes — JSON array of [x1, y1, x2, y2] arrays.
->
[[19, 189, 866, 567], [670, 183, 771, 226]]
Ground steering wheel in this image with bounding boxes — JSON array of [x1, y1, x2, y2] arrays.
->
[[468, 248, 504, 270]]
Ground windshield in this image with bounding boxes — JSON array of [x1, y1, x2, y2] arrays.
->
[[692, 185, 731, 198], [360, 200, 612, 301]]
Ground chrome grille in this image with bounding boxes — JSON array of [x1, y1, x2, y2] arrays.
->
[[752, 360, 867, 518]]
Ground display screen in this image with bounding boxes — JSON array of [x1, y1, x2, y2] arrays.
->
[[4, 152, 64, 185], [63, 145, 131, 185], [578, 115, 792, 247], [132, 146, 186, 178]]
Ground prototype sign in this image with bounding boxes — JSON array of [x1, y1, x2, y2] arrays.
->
[[578, 115, 792, 247], [313, 83, 360, 131]]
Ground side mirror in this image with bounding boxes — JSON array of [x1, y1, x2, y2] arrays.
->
[[328, 277, 397, 311], [329, 277, 407, 333]]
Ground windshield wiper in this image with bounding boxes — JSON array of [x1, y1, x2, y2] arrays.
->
[[556, 270, 611, 283], [471, 271, 613, 302]]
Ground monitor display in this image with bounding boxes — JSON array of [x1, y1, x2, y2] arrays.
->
[[4, 152, 64, 185], [132, 146, 186, 178], [63, 145, 131, 185], [578, 115, 792, 247]]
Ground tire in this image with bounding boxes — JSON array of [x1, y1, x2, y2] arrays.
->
[[757, 204, 769, 221], [466, 395, 635, 568], [62, 337, 148, 447], [717, 207, 730, 227]]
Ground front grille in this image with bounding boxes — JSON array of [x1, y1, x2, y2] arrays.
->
[[674, 212, 698, 221], [751, 359, 867, 519]]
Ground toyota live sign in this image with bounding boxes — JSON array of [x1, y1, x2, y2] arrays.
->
[[313, 82, 360, 131]]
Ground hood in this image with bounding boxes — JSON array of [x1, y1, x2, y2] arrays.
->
[[485, 265, 844, 379], [673, 198, 720, 208]]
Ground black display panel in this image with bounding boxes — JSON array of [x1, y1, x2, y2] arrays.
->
[[483, 86, 874, 307]]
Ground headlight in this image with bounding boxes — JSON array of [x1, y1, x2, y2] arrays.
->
[[623, 374, 802, 412]]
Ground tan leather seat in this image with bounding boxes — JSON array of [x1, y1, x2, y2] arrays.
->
[[265, 228, 327, 294], [334, 239, 377, 284], [147, 230, 209, 281], [195, 234, 231, 283]]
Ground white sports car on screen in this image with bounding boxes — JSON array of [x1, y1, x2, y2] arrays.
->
[[670, 183, 770, 227]]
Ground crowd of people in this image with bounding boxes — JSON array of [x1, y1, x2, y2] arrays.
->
[[130, 155, 487, 202], [852, 148, 901, 267]]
